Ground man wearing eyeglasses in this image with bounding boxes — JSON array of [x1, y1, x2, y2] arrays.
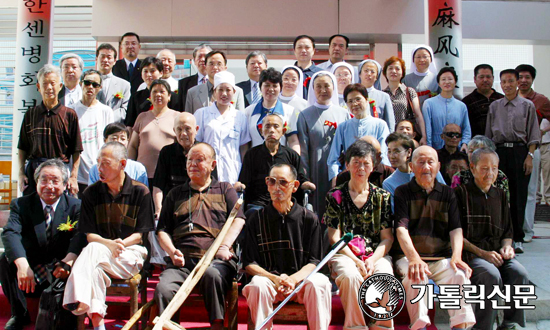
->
[[437, 123, 467, 184], [73, 69, 114, 197], [242, 163, 331, 330], [112, 32, 144, 95], [155, 142, 245, 330]]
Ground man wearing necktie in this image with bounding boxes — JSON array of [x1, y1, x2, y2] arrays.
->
[[96, 43, 131, 123], [0, 159, 86, 330], [58, 53, 84, 109], [236, 51, 268, 107], [176, 44, 212, 111], [112, 32, 144, 95]]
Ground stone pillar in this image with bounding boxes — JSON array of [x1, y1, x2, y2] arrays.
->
[[11, 0, 55, 195], [428, 0, 463, 98]]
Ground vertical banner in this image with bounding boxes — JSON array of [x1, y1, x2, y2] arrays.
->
[[429, 0, 463, 98], [11, 0, 55, 194]]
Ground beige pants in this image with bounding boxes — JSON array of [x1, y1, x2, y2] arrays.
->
[[242, 273, 332, 330], [328, 254, 394, 330], [395, 257, 476, 330], [63, 242, 147, 318]]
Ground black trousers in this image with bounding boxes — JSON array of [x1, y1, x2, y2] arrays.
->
[[154, 257, 236, 323], [496, 146, 530, 243], [0, 254, 49, 316]]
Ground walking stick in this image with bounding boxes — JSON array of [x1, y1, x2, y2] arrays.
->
[[255, 232, 353, 330], [151, 194, 244, 330]]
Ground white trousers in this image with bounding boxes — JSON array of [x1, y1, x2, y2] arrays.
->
[[63, 242, 147, 318], [524, 148, 541, 239], [328, 254, 394, 330], [395, 257, 476, 330], [242, 273, 332, 330]]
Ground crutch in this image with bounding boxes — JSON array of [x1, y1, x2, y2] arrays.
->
[[149, 194, 244, 330], [255, 232, 353, 330]]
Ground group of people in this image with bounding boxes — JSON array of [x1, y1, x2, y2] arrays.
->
[[1, 30, 548, 330]]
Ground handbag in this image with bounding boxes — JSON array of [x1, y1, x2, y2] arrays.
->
[[405, 86, 423, 141], [35, 260, 77, 330]]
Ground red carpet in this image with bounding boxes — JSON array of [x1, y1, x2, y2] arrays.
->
[[0, 277, 438, 330]]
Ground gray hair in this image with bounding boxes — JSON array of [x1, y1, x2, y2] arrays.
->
[[245, 51, 268, 66], [101, 141, 128, 161], [468, 135, 496, 151], [59, 53, 84, 71], [192, 44, 212, 60], [157, 49, 176, 60], [471, 147, 499, 166], [81, 69, 102, 85], [34, 159, 69, 185], [313, 72, 333, 87], [262, 113, 284, 125], [37, 64, 61, 83]]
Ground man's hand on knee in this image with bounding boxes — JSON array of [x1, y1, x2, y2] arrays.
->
[[450, 256, 472, 279], [408, 258, 431, 282], [106, 239, 126, 258], [15, 258, 36, 293]]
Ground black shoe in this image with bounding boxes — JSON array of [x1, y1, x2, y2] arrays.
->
[[4, 313, 31, 330]]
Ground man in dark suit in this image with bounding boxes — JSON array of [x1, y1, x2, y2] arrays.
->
[[0, 159, 86, 330], [112, 32, 144, 95], [236, 51, 267, 107], [58, 53, 84, 108], [176, 44, 212, 111]]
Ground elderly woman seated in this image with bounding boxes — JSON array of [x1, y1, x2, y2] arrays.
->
[[454, 148, 529, 330]]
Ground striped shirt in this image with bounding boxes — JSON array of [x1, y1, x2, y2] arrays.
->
[[157, 179, 244, 259], [394, 179, 461, 259], [79, 172, 155, 241]]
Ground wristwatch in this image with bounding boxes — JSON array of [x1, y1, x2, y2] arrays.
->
[[528, 152, 535, 159]]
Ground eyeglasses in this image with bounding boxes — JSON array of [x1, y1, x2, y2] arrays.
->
[[444, 132, 462, 138], [265, 177, 292, 188], [82, 80, 101, 88]]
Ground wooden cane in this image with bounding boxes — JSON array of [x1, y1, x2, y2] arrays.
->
[[121, 299, 156, 330], [151, 196, 243, 330]]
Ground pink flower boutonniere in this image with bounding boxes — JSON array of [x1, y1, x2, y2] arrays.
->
[[114, 91, 124, 99], [332, 190, 343, 204]]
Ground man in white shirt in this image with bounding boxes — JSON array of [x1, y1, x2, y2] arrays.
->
[[137, 49, 178, 93], [112, 32, 143, 95], [236, 51, 267, 107], [176, 44, 212, 111], [59, 53, 84, 109], [73, 70, 114, 196], [95, 43, 131, 123]]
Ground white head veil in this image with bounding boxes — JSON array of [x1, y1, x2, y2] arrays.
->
[[280, 65, 304, 99], [307, 71, 340, 107], [410, 45, 437, 75], [357, 59, 382, 90]]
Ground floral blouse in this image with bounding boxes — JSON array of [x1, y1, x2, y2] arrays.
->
[[323, 182, 393, 255], [451, 169, 510, 203]]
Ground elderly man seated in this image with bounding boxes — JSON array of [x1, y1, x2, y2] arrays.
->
[[454, 148, 529, 330], [236, 113, 314, 211], [394, 146, 475, 330], [63, 142, 154, 330], [242, 163, 331, 330], [154, 142, 245, 330], [437, 123, 467, 183], [0, 159, 86, 330]]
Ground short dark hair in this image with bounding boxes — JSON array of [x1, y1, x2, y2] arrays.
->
[[142, 56, 164, 72], [259, 68, 282, 89], [103, 122, 129, 140], [395, 119, 416, 132], [293, 35, 316, 49], [269, 163, 297, 181], [120, 32, 140, 43], [328, 34, 349, 48], [446, 152, 469, 167], [383, 56, 406, 83], [474, 64, 494, 77], [150, 79, 172, 94], [386, 132, 416, 153], [245, 51, 267, 66], [96, 43, 117, 59], [205, 50, 227, 65], [345, 139, 377, 165], [500, 69, 519, 80], [343, 83, 368, 103], [437, 67, 458, 83], [81, 69, 102, 85], [515, 64, 536, 80]]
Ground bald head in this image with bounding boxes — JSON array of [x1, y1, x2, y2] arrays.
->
[[174, 112, 198, 151], [157, 49, 176, 78], [360, 136, 381, 153], [412, 145, 438, 163], [443, 123, 461, 133], [411, 146, 440, 189]]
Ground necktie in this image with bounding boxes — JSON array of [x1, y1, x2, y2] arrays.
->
[[128, 62, 134, 77], [44, 205, 53, 241], [252, 82, 260, 105], [201, 76, 207, 85]]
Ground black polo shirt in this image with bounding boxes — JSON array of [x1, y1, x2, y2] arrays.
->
[[238, 143, 308, 207], [79, 172, 155, 241]]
